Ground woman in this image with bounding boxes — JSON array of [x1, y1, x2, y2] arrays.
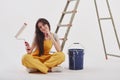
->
[[22, 18, 65, 74]]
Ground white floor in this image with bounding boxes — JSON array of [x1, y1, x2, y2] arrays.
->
[[0, 50, 120, 80]]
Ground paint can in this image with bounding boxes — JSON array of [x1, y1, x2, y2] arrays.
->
[[68, 43, 84, 70]]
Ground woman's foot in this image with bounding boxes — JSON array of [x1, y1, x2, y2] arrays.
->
[[51, 66, 63, 72], [26, 68, 39, 73]]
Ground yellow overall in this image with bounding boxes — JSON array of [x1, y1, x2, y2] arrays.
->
[[22, 39, 65, 74]]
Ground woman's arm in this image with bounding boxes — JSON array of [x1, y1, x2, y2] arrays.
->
[[49, 33, 61, 52], [44, 24, 61, 52], [26, 36, 36, 54]]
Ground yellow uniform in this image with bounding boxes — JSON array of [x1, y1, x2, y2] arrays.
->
[[22, 39, 65, 74]]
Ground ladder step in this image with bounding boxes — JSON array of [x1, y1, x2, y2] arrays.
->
[[58, 24, 72, 27], [55, 0, 80, 51], [99, 17, 111, 20], [107, 53, 120, 57], [63, 10, 77, 14], [59, 38, 68, 40]]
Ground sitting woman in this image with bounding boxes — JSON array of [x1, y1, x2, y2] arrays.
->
[[22, 18, 65, 74]]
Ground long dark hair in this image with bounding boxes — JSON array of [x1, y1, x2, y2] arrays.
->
[[35, 18, 51, 56]]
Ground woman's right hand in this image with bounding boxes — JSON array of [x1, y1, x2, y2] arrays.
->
[[25, 41, 31, 54]]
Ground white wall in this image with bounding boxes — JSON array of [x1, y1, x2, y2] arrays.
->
[[0, 0, 120, 70]]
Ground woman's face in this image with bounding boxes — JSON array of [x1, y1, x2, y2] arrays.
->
[[38, 22, 49, 33]]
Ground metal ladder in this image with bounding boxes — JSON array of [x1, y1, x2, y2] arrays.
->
[[94, 0, 120, 59], [55, 0, 80, 51]]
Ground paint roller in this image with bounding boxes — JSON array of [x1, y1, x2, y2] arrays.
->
[[15, 23, 30, 47]]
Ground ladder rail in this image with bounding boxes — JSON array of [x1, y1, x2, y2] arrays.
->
[[55, 1, 70, 33], [94, 0, 120, 58], [94, 0, 108, 59], [69, 0, 80, 24], [61, 0, 80, 51], [106, 0, 120, 49], [55, 0, 80, 51]]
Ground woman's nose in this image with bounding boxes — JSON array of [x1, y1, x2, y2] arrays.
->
[[41, 26, 46, 31]]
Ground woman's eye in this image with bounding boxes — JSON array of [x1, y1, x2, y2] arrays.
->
[[39, 26, 42, 28]]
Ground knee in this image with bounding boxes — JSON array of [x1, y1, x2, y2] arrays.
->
[[22, 54, 31, 64], [57, 52, 65, 62]]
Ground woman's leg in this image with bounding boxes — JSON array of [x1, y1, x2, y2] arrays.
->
[[22, 54, 48, 74], [44, 52, 65, 68]]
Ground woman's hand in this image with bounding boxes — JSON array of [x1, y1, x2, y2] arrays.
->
[[44, 24, 61, 52], [25, 41, 32, 54], [44, 24, 51, 36]]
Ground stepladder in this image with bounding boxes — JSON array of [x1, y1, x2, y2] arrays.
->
[[55, 0, 80, 51], [94, 0, 120, 59]]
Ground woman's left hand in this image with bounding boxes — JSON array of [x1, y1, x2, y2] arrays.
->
[[44, 24, 51, 36], [44, 25, 61, 51]]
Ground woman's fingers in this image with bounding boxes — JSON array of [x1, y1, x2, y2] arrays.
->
[[24, 41, 31, 53], [26, 47, 31, 53], [25, 41, 30, 47]]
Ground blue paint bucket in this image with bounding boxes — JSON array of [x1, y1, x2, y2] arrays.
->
[[68, 43, 84, 70]]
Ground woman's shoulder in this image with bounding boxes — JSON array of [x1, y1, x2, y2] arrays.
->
[[51, 33, 59, 41], [51, 32, 57, 36]]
